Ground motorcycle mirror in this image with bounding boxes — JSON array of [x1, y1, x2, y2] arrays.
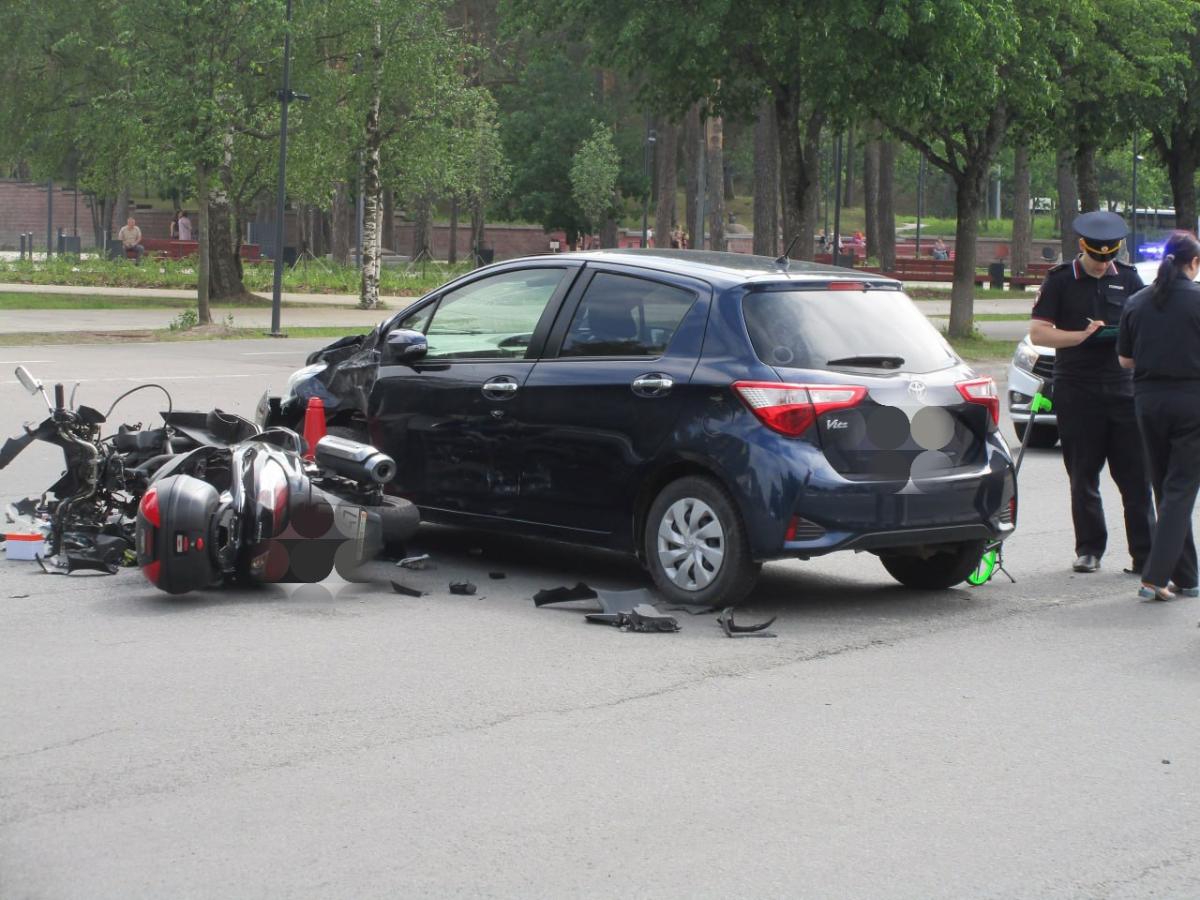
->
[[14, 366, 40, 395]]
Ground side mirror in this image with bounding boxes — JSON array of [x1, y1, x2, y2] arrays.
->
[[14, 366, 40, 394], [383, 329, 428, 365]]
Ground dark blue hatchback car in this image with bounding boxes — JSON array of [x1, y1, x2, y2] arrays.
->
[[266, 250, 1016, 603]]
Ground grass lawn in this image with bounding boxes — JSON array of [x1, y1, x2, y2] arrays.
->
[[945, 332, 1018, 361], [907, 286, 1032, 301]]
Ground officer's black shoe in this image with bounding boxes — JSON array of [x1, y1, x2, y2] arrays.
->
[[1123, 560, 1145, 576], [1072, 554, 1101, 573]]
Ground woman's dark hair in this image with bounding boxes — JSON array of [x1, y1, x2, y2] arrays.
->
[[1151, 231, 1200, 309]]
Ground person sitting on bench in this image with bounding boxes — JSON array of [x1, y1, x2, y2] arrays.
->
[[118, 216, 145, 264]]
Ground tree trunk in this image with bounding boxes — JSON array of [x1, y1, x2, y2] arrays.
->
[[359, 18, 384, 311], [382, 186, 395, 253], [194, 162, 212, 325], [878, 139, 897, 271], [654, 118, 678, 249], [723, 159, 735, 203], [412, 195, 433, 259], [1076, 143, 1100, 213], [752, 99, 779, 256], [842, 123, 855, 207], [863, 124, 881, 261], [773, 86, 822, 261], [799, 116, 822, 257], [948, 164, 988, 338], [115, 188, 131, 229], [599, 216, 618, 248], [1011, 143, 1032, 275], [1056, 147, 1079, 260], [332, 182, 352, 265], [707, 115, 725, 251], [208, 131, 248, 303], [684, 103, 702, 248], [448, 196, 459, 264], [1167, 147, 1198, 233], [470, 198, 485, 265]]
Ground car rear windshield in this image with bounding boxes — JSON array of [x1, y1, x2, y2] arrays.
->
[[741, 288, 959, 374]]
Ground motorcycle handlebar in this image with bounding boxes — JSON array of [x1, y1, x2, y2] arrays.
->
[[54, 383, 64, 412]]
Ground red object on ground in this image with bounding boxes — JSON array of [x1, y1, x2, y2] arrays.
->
[[302, 397, 326, 461]]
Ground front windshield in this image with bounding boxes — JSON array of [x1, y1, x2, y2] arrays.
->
[[741, 288, 958, 374]]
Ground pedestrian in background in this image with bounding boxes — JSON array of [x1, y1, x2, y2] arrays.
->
[[177, 210, 193, 241], [1029, 211, 1153, 575], [1118, 230, 1200, 602]]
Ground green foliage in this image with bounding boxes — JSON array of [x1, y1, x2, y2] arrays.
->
[[168, 308, 199, 331], [570, 122, 621, 231], [0, 257, 469, 296]]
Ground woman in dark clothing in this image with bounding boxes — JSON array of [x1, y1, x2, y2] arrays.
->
[[1117, 231, 1200, 601]]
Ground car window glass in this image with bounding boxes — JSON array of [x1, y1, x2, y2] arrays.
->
[[742, 289, 957, 374], [398, 302, 434, 333], [423, 269, 566, 360], [560, 272, 695, 358]]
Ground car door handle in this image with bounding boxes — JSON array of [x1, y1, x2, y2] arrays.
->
[[631, 374, 674, 397], [482, 376, 520, 400]]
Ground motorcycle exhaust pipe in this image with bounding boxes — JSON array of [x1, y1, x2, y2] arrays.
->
[[313, 435, 396, 485]]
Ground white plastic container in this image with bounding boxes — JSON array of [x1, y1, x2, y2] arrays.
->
[[4, 533, 45, 560]]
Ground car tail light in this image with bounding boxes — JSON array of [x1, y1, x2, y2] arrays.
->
[[826, 281, 866, 291], [734, 381, 867, 437], [956, 377, 999, 426]]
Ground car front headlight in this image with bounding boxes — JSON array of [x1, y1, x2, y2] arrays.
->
[[1012, 339, 1039, 373], [285, 362, 327, 398]]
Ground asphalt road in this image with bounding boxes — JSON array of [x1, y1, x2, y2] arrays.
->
[[1, 341, 1198, 899]]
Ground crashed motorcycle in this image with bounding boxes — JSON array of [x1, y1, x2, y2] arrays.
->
[[0, 366, 181, 572], [2, 366, 418, 589], [137, 431, 416, 594]]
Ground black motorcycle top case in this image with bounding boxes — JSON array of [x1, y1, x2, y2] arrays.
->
[[137, 474, 221, 594]]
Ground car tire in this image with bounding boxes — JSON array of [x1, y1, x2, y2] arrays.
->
[[1013, 421, 1058, 449], [645, 476, 760, 606], [879, 540, 989, 590]]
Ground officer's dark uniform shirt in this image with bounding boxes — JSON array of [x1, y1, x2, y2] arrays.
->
[[1031, 257, 1145, 386], [1118, 275, 1200, 389]]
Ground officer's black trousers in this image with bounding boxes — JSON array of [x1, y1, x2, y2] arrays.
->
[[1054, 381, 1155, 562], [1134, 387, 1200, 589]]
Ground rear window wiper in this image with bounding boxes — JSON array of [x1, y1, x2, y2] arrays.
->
[[825, 355, 906, 369]]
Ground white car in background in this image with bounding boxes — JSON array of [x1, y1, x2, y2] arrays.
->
[[1007, 261, 1168, 448]]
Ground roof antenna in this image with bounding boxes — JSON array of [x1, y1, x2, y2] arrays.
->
[[775, 233, 803, 269]]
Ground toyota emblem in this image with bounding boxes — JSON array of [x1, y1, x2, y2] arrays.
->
[[907, 379, 927, 401]]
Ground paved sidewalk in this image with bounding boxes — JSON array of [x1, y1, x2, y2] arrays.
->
[[0, 307, 388, 334]]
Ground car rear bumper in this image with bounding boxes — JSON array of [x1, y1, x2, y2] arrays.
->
[[1007, 363, 1057, 426]]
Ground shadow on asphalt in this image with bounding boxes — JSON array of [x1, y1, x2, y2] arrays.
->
[[101, 522, 995, 625]]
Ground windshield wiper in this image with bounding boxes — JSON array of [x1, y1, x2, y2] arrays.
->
[[825, 355, 906, 369]]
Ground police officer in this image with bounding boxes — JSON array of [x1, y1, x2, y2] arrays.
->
[[1117, 231, 1200, 601], [1030, 211, 1154, 574]]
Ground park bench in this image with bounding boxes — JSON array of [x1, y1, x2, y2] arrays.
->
[[133, 238, 263, 261], [886, 257, 987, 285]]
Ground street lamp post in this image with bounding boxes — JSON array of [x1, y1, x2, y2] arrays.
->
[[915, 154, 926, 258], [270, 0, 299, 337], [1131, 135, 1143, 264], [641, 119, 656, 248], [832, 133, 844, 265]]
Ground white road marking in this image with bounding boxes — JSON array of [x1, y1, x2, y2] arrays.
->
[[0, 360, 53, 364]]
